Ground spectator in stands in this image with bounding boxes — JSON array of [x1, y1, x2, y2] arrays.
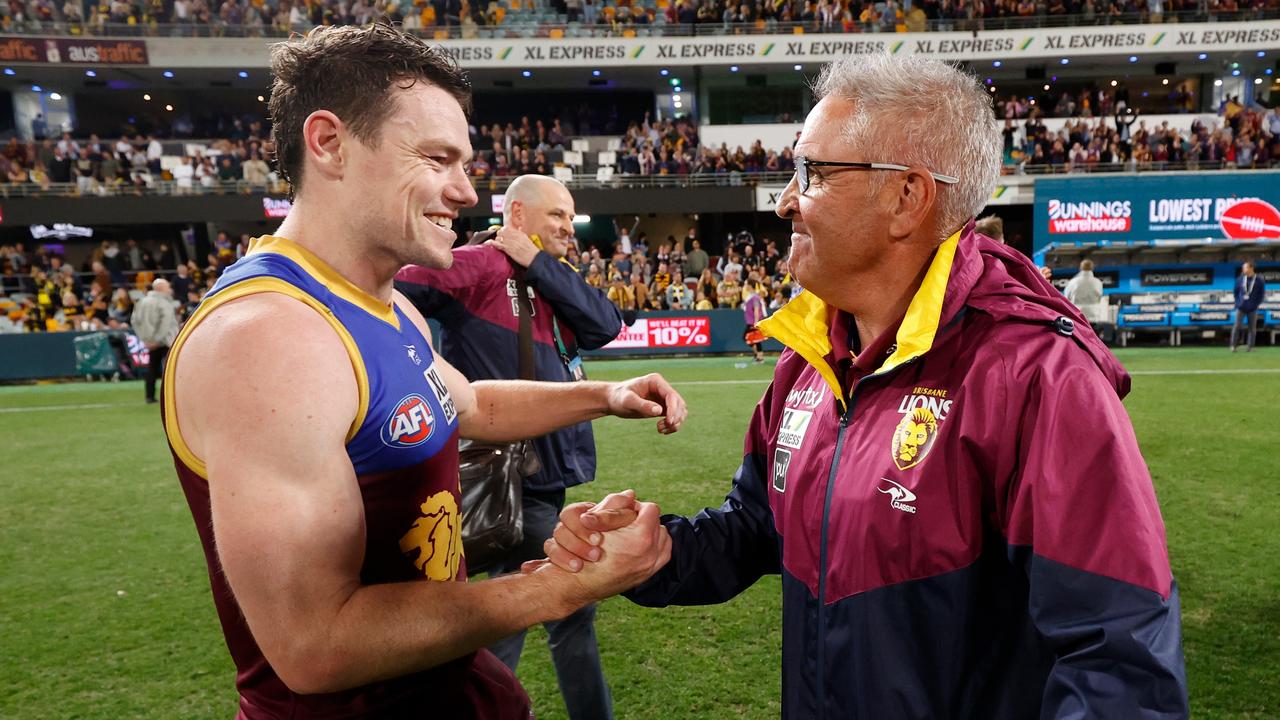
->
[[974, 214, 1005, 243], [629, 270, 650, 311], [1065, 259, 1107, 326], [607, 272, 636, 311], [173, 156, 195, 193], [717, 269, 742, 309], [665, 269, 692, 310], [718, 251, 743, 281], [1231, 260, 1266, 353], [684, 238, 710, 278], [130, 277, 179, 404]]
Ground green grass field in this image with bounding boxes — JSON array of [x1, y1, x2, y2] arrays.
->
[[1, 348, 1278, 719]]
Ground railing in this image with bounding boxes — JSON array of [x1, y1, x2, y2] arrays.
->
[[2, 161, 1274, 199], [3, 10, 1275, 40], [1010, 160, 1279, 175]]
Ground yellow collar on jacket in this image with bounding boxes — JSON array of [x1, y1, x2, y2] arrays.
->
[[757, 228, 961, 410]]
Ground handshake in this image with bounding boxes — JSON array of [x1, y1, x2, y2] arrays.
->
[[522, 490, 671, 612]]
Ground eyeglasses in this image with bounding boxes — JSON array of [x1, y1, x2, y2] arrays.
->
[[793, 155, 959, 193]]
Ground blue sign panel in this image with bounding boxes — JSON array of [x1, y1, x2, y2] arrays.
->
[[1034, 172, 1280, 251]]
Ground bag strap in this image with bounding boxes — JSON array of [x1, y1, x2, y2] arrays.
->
[[512, 267, 536, 381]]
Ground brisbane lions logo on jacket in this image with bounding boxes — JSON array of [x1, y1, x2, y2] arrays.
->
[[891, 387, 953, 470]]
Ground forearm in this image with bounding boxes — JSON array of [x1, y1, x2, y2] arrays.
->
[[292, 569, 580, 694], [461, 380, 611, 442]]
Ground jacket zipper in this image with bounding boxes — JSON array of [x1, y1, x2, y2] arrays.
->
[[813, 353, 924, 719], [815, 395, 855, 720]]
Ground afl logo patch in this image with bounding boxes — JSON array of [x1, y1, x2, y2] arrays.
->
[[382, 394, 436, 448]]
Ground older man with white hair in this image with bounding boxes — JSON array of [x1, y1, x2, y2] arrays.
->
[[544, 54, 1188, 719], [130, 277, 179, 404]]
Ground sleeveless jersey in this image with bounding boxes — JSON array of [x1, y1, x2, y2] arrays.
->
[[162, 235, 529, 719]]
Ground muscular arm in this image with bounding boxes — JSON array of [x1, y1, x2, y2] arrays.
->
[[174, 293, 659, 694], [393, 290, 685, 443]]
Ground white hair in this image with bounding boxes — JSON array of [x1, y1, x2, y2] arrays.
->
[[812, 53, 1002, 238]]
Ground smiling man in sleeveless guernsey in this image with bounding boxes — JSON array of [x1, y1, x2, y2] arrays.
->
[[162, 23, 683, 719]]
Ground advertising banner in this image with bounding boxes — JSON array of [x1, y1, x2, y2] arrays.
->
[[140, 20, 1280, 70], [0, 37, 148, 65], [1034, 171, 1280, 251], [604, 315, 712, 350]]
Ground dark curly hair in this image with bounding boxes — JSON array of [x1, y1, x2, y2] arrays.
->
[[268, 22, 471, 194]]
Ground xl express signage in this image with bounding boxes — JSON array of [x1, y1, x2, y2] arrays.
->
[[1034, 172, 1280, 249], [428, 19, 1280, 69]]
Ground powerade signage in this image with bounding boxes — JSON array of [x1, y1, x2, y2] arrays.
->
[[1141, 267, 1214, 287], [1050, 269, 1119, 290], [1034, 172, 1280, 250]]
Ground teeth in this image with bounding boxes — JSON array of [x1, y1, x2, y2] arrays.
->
[[425, 215, 452, 229]]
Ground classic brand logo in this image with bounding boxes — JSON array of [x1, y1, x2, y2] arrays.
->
[[405, 344, 422, 366], [890, 387, 952, 470], [399, 490, 463, 580], [878, 478, 918, 514], [381, 394, 436, 448]]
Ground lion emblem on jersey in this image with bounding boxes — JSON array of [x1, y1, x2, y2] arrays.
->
[[891, 407, 938, 470], [399, 491, 463, 581]]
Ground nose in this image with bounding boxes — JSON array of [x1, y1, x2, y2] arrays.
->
[[775, 172, 800, 221], [445, 163, 479, 209]]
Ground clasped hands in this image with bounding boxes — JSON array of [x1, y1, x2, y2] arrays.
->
[[523, 490, 671, 604]]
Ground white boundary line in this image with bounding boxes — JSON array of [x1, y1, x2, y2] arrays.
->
[[1, 367, 1277, 412], [0, 402, 128, 413]]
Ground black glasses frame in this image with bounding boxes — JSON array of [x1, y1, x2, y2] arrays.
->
[[794, 155, 960, 193]]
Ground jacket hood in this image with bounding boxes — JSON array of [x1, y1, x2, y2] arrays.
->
[[961, 225, 1131, 398]]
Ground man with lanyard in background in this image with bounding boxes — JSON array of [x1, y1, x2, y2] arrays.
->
[[1231, 260, 1266, 352], [397, 173, 624, 720]]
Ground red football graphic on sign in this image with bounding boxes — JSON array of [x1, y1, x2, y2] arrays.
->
[[1220, 199, 1280, 240]]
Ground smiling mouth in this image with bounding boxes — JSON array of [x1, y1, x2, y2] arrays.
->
[[424, 215, 454, 230]]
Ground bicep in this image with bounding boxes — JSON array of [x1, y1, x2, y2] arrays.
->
[[177, 295, 366, 666]]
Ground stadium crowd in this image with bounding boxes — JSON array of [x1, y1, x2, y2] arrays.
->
[[0, 233, 245, 332], [556, 227, 796, 313], [1010, 98, 1280, 171], [0, 130, 276, 194], [0, 223, 797, 332], [1, 0, 1275, 35]]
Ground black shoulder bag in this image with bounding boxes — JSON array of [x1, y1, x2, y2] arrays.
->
[[457, 266, 542, 575]]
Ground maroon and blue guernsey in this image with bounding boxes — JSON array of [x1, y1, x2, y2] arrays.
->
[[164, 235, 530, 719], [627, 223, 1188, 719]]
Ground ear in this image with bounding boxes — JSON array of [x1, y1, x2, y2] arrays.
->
[[300, 110, 345, 184], [886, 168, 939, 241], [508, 199, 526, 230]]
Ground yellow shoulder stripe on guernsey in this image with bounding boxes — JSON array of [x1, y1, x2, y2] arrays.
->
[[757, 228, 961, 406], [248, 234, 401, 330], [162, 276, 371, 480]]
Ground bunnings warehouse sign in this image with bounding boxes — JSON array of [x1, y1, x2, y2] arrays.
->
[[141, 20, 1279, 69], [1033, 171, 1280, 251]]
